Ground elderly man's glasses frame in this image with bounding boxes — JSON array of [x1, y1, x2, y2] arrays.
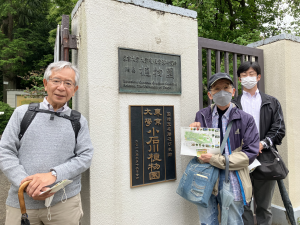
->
[[49, 78, 75, 88]]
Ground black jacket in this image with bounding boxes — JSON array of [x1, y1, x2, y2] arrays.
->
[[232, 92, 285, 149]]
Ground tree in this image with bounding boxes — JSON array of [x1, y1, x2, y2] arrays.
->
[[0, 0, 52, 101], [156, 0, 294, 106], [156, 0, 291, 44], [18, 68, 46, 98], [0, 101, 14, 134], [0, 0, 77, 102], [286, 0, 300, 35]]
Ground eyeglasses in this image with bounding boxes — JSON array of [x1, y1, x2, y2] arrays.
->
[[210, 83, 233, 92], [240, 72, 257, 78], [49, 78, 75, 88]]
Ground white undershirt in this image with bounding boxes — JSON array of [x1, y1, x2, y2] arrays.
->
[[241, 89, 262, 132]]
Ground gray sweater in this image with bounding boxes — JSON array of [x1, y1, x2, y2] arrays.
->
[[0, 104, 94, 209]]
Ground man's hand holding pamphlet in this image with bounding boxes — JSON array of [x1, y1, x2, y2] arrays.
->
[[181, 126, 261, 172], [181, 127, 221, 157]]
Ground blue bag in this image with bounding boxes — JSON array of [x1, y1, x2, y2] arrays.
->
[[176, 156, 219, 208], [176, 122, 233, 208]]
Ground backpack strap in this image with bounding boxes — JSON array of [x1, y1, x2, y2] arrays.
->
[[19, 103, 40, 140], [19, 103, 81, 142], [69, 110, 81, 143]]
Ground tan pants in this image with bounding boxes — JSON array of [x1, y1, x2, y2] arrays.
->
[[5, 193, 83, 225]]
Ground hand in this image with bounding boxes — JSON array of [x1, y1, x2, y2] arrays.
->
[[258, 142, 264, 155], [199, 153, 213, 163], [31, 187, 55, 201], [189, 122, 201, 130], [20, 172, 56, 198]]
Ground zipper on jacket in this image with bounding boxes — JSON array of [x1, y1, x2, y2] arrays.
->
[[227, 138, 247, 206]]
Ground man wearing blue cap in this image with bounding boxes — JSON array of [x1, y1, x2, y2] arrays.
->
[[190, 72, 260, 225]]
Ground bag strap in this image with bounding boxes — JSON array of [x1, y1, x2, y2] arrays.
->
[[19, 103, 81, 142], [19, 103, 40, 140], [219, 121, 233, 183], [69, 110, 81, 143]]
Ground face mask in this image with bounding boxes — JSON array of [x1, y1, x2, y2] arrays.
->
[[241, 76, 257, 89], [212, 90, 232, 107]]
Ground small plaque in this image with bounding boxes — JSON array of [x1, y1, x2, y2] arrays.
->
[[119, 48, 181, 94], [130, 106, 176, 187]]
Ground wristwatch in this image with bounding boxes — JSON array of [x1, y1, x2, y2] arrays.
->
[[260, 141, 268, 149]]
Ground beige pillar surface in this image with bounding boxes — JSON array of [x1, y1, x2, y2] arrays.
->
[[258, 40, 300, 209], [72, 0, 200, 224]]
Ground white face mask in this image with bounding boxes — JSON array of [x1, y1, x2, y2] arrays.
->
[[241, 76, 257, 89]]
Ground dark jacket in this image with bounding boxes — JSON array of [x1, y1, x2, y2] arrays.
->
[[194, 103, 260, 204], [232, 92, 285, 149]]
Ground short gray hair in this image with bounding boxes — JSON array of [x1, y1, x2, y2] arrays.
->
[[44, 61, 80, 86]]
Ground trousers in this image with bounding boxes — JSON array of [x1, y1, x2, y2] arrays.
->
[[5, 193, 83, 225], [197, 170, 244, 225], [242, 175, 276, 225]]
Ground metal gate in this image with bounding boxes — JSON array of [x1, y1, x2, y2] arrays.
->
[[198, 37, 264, 109]]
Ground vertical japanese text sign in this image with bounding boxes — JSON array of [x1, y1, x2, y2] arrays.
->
[[130, 106, 176, 187]]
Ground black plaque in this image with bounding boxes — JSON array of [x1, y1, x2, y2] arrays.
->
[[119, 48, 181, 94], [130, 106, 176, 187]]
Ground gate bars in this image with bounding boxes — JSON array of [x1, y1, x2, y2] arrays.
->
[[198, 37, 264, 109]]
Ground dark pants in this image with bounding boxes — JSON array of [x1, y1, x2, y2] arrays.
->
[[242, 174, 276, 225]]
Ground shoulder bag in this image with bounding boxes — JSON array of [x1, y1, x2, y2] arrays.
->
[[176, 122, 233, 208], [252, 145, 288, 180]]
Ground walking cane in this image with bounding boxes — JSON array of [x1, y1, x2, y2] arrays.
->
[[18, 180, 31, 225]]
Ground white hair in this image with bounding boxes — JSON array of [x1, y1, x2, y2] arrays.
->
[[44, 61, 80, 86]]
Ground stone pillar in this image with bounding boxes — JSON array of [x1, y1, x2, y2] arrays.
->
[[248, 34, 300, 224], [71, 0, 200, 224]]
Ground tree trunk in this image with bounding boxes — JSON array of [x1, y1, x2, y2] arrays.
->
[[7, 12, 13, 41]]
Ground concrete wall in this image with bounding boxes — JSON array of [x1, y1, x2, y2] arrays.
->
[[0, 171, 10, 225], [255, 39, 300, 224], [72, 0, 199, 224], [6, 90, 26, 108]]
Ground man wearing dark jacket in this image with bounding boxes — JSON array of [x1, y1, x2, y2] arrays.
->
[[190, 72, 259, 225], [232, 61, 285, 225]]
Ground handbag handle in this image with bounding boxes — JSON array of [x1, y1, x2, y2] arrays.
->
[[18, 180, 31, 215], [219, 121, 233, 183]]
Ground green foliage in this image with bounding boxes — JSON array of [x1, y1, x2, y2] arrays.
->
[[18, 69, 46, 98], [0, 101, 14, 134], [155, 0, 294, 106], [0, 0, 76, 99], [286, 0, 300, 35], [47, 0, 78, 47], [160, 0, 289, 43]]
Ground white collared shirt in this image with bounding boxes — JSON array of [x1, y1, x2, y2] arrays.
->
[[241, 89, 261, 131], [41, 97, 70, 113]]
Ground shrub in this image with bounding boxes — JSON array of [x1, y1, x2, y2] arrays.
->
[[0, 102, 15, 134]]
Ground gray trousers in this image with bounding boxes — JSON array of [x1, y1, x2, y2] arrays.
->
[[242, 175, 276, 225]]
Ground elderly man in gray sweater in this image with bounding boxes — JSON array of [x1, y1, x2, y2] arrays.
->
[[0, 61, 94, 225]]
